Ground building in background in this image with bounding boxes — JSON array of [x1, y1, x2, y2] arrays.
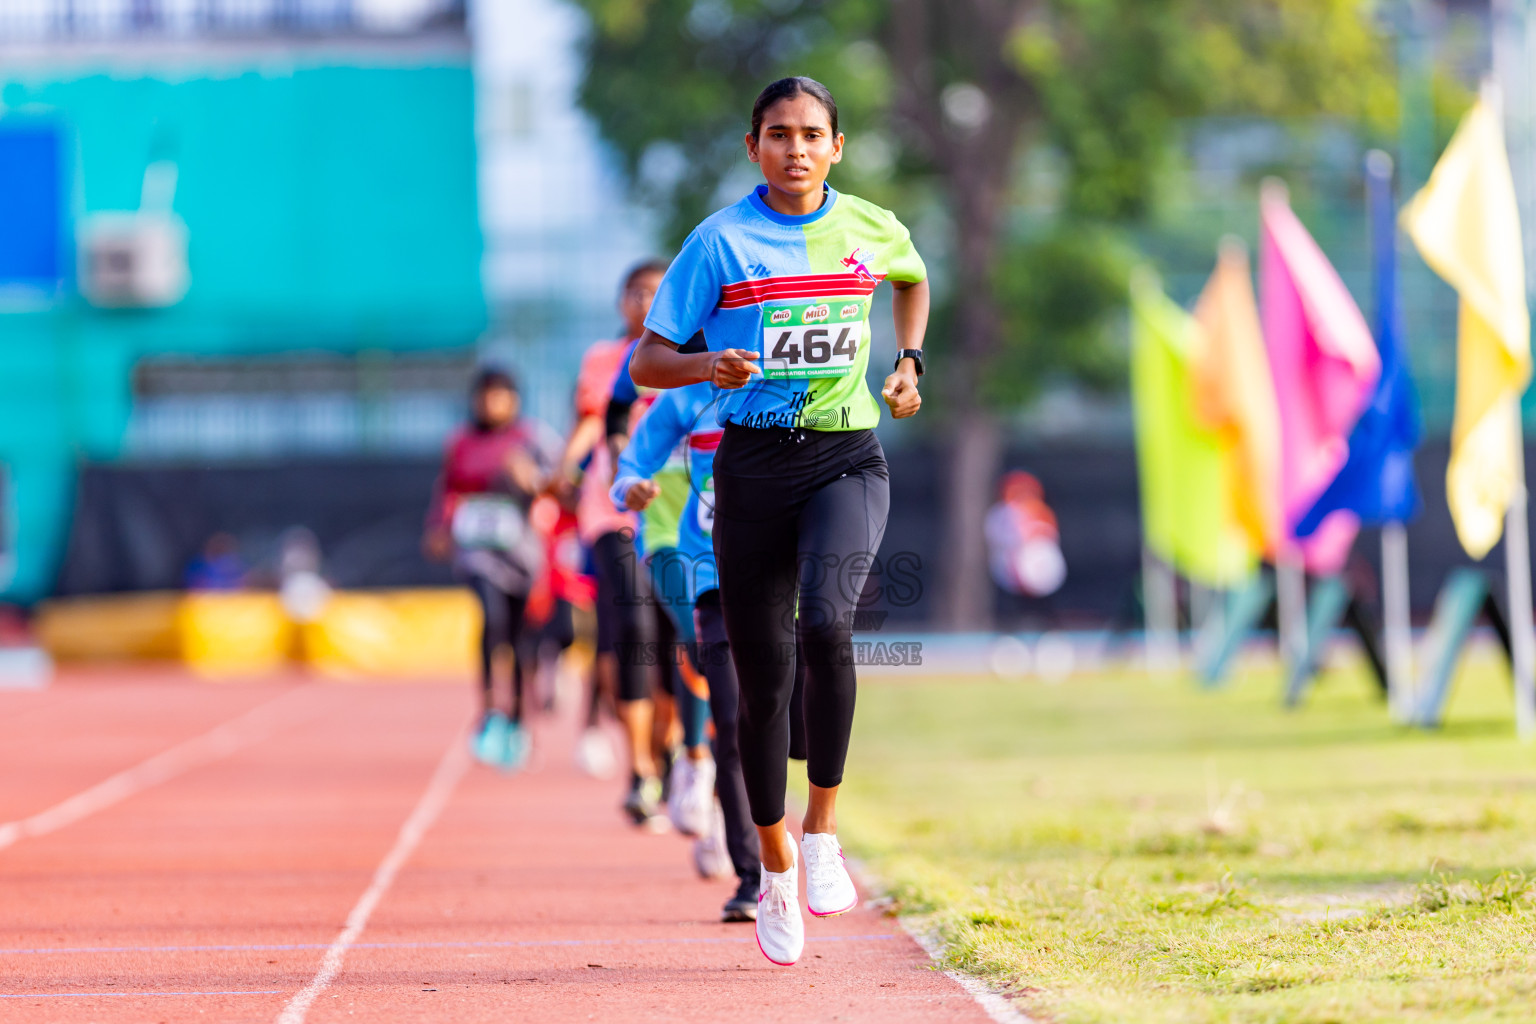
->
[[0, 0, 486, 602], [0, 0, 662, 605], [470, 0, 656, 431]]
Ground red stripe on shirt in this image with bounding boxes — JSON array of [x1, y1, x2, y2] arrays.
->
[[718, 273, 884, 309], [689, 430, 724, 451]]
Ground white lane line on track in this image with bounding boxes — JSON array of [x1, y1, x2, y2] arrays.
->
[[2, 990, 284, 999], [0, 688, 307, 852], [275, 726, 471, 1024], [843, 852, 1038, 1024], [901, 922, 1039, 1024]]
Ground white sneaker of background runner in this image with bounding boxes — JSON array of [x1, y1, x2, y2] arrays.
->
[[677, 757, 716, 837], [755, 835, 804, 966], [692, 802, 734, 880], [574, 727, 617, 779], [666, 756, 699, 834], [800, 832, 858, 917]]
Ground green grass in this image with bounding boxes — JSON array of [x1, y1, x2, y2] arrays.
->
[[833, 652, 1536, 1023]]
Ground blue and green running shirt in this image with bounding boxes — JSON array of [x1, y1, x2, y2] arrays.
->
[[610, 337, 690, 553], [645, 184, 926, 431], [609, 381, 722, 604]]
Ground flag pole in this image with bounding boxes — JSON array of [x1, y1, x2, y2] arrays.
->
[[1131, 264, 1182, 674], [1484, 76, 1536, 740], [1505, 420, 1536, 740], [1142, 545, 1180, 672], [1275, 548, 1307, 674], [1365, 148, 1416, 721], [1259, 177, 1308, 677], [1191, 576, 1228, 677], [1381, 522, 1414, 720]]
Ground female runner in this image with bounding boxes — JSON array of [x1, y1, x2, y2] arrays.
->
[[611, 380, 762, 922], [426, 367, 552, 770], [607, 334, 719, 837], [628, 77, 928, 965], [558, 261, 674, 827]]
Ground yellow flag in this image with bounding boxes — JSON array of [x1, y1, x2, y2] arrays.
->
[[1191, 240, 1282, 558], [1130, 270, 1255, 586], [1401, 96, 1532, 558]]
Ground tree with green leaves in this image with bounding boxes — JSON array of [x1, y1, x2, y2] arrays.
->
[[566, 0, 1394, 627]]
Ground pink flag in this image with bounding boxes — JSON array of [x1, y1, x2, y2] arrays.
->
[[1259, 182, 1381, 573]]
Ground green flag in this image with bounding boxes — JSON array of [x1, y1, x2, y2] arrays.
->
[[1130, 271, 1256, 587]]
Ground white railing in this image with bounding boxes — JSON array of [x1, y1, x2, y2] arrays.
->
[[127, 392, 467, 459], [0, 0, 463, 40]]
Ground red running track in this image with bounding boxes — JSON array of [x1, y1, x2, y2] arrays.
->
[[0, 668, 995, 1023]]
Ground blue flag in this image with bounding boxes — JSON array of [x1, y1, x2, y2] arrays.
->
[[1296, 153, 1422, 535]]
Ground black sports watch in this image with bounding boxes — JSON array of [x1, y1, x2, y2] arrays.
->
[[894, 349, 925, 377]]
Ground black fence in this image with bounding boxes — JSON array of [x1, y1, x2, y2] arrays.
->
[[51, 437, 1525, 630], [56, 457, 454, 596]]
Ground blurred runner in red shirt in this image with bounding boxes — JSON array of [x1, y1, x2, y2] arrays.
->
[[427, 367, 553, 771]]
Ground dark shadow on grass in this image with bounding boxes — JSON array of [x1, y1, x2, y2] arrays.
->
[[1436, 718, 1517, 739], [1072, 726, 1414, 757], [1258, 862, 1536, 891], [1262, 775, 1536, 800], [1256, 868, 1438, 890], [1060, 715, 1522, 758]]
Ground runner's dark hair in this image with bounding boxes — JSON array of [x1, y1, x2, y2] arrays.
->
[[751, 77, 838, 140], [471, 365, 518, 396], [622, 259, 669, 293]]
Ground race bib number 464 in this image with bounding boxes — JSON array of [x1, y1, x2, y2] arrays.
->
[[761, 298, 864, 379]]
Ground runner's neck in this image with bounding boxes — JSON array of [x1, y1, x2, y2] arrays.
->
[[759, 182, 829, 218]]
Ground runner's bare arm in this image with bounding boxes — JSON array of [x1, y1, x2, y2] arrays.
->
[[559, 414, 603, 481], [882, 278, 929, 419], [424, 464, 452, 560], [505, 448, 544, 496], [630, 329, 761, 390]]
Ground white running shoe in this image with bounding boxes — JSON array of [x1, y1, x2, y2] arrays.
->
[[574, 727, 617, 779], [801, 832, 858, 917], [672, 756, 715, 837], [667, 756, 698, 834], [755, 834, 804, 966], [692, 802, 734, 880]]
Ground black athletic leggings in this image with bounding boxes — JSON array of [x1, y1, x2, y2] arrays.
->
[[712, 425, 890, 827], [694, 589, 760, 886], [470, 576, 529, 722], [592, 529, 655, 702]]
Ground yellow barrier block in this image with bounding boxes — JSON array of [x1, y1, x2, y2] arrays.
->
[[35, 592, 183, 662], [300, 588, 479, 679], [177, 593, 294, 678]]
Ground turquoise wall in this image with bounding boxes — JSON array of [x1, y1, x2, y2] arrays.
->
[[0, 57, 485, 602]]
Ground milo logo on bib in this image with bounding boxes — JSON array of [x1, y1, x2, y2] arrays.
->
[[761, 297, 865, 379]]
